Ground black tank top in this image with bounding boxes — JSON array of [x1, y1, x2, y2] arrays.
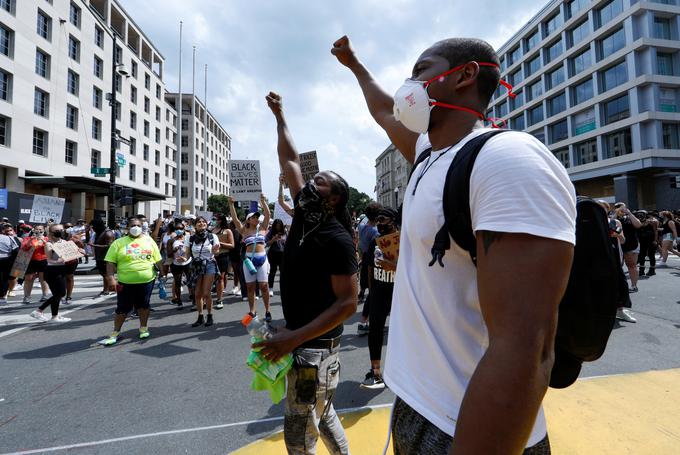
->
[[662, 219, 673, 235], [620, 217, 638, 253]]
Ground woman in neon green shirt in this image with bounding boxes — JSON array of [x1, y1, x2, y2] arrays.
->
[[98, 218, 164, 346]]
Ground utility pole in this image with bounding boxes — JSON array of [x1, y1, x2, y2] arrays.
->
[[107, 34, 119, 229], [175, 21, 183, 216], [203, 64, 208, 210]]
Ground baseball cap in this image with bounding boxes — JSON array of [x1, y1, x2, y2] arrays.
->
[[246, 211, 261, 221]]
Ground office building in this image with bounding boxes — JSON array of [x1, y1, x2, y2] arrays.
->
[[375, 143, 412, 209]]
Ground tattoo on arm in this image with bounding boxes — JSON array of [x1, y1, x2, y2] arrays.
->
[[481, 231, 504, 256]]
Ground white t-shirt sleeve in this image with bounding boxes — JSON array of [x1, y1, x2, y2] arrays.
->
[[469, 132, 576, 245]]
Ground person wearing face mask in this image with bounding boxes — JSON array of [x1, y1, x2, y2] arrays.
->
[[91, 218, 116, 297], [212, 214, 234, 309], [258, 92, 358, 455], [98, 218, 164, 345], [20, 225, 51, 305], [0, 224, 20, 305], [360, 207, 399, 390], [61, 223, 85, 304], [185, 216, 221, 327], [169, 222, 193, 309], [228, 194, 272, 321], [333, 36, 576, 454], [29, 225, 78, 322]]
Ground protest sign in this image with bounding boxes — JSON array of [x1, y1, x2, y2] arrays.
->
[[51, 240, 83, 262], [299, 151, 319, 182], [376, 231, 400, 263], [29, 195, 65, 223], [10, 246, 34, 280], [197, 211, 213, 221], [229, 160, 261, 201], [274, 202, 293, 226]]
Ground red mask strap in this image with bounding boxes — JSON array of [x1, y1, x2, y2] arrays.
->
[[430, 101, 506, 129], [425, 61, 516, 99]]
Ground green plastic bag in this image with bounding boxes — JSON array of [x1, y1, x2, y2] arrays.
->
[[246, 337, 293, 404]]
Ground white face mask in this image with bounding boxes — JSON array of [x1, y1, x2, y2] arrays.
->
[[128, 226, 143, 237], [393, 79, 433, 134]]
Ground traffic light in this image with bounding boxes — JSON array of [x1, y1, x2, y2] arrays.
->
[[114, 186, 134, 206], [671, 176, 680, 189]]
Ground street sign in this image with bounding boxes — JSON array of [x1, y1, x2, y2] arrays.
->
[[91, 167, 110, 174], [117, 158, 126, 166]]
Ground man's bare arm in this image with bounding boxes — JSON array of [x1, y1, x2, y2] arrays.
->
[[266, 92, 305, 198], [450, 232, 573, 455], [331, 36, 419, 163]]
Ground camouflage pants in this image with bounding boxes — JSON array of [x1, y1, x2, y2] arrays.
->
[[391, 396, 551, 454], [284, 347, 349, 455]]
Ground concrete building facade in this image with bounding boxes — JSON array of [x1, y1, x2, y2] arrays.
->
[[375, 143, 412, 209], [165, 93, 231, 215], [488, 0, 680, 209], [0, 0, 177, 223]]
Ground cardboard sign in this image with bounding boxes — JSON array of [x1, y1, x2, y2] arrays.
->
[[197, 211, 213, 221], [273, 202, 293, 227], [376, 231, 400, 263], [299, 151, 319, 182], [50, 240, 83, 262], [229, 160, 261, 201], [29, 195, 65, 224], [10, 246, 34, 280]]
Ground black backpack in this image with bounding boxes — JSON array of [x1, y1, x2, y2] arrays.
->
[[410, 130, 620, 388]]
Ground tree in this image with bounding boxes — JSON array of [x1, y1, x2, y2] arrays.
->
[[207, 194, 230, 215], [347, 186, 372, 218]]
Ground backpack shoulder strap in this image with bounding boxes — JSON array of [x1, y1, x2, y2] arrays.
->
[[430, 130, 510, 267]]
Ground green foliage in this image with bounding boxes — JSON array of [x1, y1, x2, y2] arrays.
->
[[207, 194, 230, 216], [347, 187, 372, 218]]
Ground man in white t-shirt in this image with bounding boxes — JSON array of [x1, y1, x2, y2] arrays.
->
[[333, 36, 576, 454]]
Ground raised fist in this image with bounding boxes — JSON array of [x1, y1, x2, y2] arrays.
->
[[331, 35, 359, 68], [266, 92, 283, 116]]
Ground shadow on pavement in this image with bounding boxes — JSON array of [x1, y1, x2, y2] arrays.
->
[[3, 337, 101, 359]]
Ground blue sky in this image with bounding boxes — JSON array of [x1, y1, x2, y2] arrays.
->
[[119, 0, 545, 199]]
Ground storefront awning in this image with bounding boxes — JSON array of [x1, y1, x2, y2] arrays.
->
[[22, 176, 169, 202]]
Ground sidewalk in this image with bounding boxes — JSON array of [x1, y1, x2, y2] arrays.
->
[[232, 368, 680, 454]]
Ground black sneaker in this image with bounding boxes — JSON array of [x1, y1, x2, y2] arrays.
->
[[357, 322, 370, 336], [192, 314, 204, 327], [204, 314, 214, 327], [360, 370, 385, 390], [265, 312, 272, 323], [647, 269, 656, 276]]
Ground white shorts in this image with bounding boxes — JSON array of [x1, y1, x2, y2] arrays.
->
[[662, 233, 674, 242], [243, 253, 269, 284]]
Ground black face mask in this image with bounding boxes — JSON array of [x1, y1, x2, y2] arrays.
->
[[52, 230, 64, 239], [376, 223, 393, 236], [298, 182, 331, 224]]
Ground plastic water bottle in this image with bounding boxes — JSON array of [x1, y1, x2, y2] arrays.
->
[[374, 247, 384, 267], [241, 313, 273, 340], [158, 277, 168, 299]]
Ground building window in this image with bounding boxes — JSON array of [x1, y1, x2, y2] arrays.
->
[[657, 52, 675, 76], [574, 139, 597, 165], [531, 130, 545, 144], [0, 0, 13, 14], [68, 35, 80, 62], [91, 149, 100, 169], [129, 163, 136, 181], [94, 56, 103, 79], [508, 46, 522, 65], [597, 28, 625, 61], [130, 86, 137, 104], [181, 187, 188, 198], [603, 93, 630, 124], [603, 128, 632, 158], [528, 105, 544, 126], [181, 169, 188, 181], [34, 88, 49, 117], [156, 83, 161, 99], [66, 104, 78, 130], [600, 61, 628, 93], [527, 79, 543, 101], [130, 111, 137, 129], [155, 128, 160, 144], [548, 92, 567, 117], [543, 12, 563, 38], [549, 119, 569, 144], [67, 69, 79, 95], [596, 0, 623, 28], [181, 153, 188, 164], [662, 123, 680, 149], [114, 74, 122, 93], [144, 73, 150, 90], [93, 87, 102, 110], [181, 136, 188, 147], [0, 24, 12, 59], [144, 96, 150, 113], [569, 47, 592, 77], [129, 137, 136, 155], [181, 118, 189, 130], [567, 0, 589, 19], [65, 140, 77, 164], [654, 17, 672, 39], [0, 69, 10, 101], [526, 55, 541, 77], [114, 101, 121, 121], [511, 90, 524, 111], [0, 115, 9, 146], [69, 2, 81, 28], [35, 49, 50, 78], [144, 120, 149, 137], [574, 108, 597, 135], [92, 117, 102, 140], [143, 144, 149, 161], [546, 66, 565, 90], [114, 45, 122, 64], [156, 106, 161, 122], [37, 10, 51, 41], [525, 29, 540, 53], [545, 39, 563, 64], [143, 169, 149, 185], [154, 172, 160, 188], [95, 26, 104, 48], [33, 128, 47, 156], [497, 100, 508, 118], [568, 19, 590, 48], [554, 149, 570, 168], [155, 149, 160, 165], [572, 78, 594, 106], [131, 61, 138, 78]]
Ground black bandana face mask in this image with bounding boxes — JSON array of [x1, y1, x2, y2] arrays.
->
[[298, 181, 331, 225]]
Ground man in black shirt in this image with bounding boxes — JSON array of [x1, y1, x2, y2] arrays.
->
[[255, 91, 358, 455]]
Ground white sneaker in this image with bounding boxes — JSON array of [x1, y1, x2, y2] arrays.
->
[[269, 290, 274, 297], [7, 291, 15, 297], [616, 308, 637, 323], [30, 310, 48, 322], [15, 284, 23, 291], [242, 297, 249, 302], [50, 315, 71, 322], [231, 287, 241, 295], [22, 297, 31, 305]]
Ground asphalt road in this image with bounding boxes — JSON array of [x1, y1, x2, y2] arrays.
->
[[0, 257, 679, 454]]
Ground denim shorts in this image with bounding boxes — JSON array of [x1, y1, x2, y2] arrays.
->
[[115, 280, 155, 314]]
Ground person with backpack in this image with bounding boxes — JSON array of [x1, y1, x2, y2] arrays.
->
[[614, 203, 642, 292], [169, 221, 193, 310], [333, 35, 576, 454], [635, 210, 658, 277], [212, 214, 234, 309], [186, 216, 220, 327], [228, 194, 272, 321]]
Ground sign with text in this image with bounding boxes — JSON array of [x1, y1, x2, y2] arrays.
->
[[274, 202, 293, 227], [51, 240, 83, 263], [10, 246, 34, 280], [376, 231, 401, 263], [0, 188, 7, 209], [197, 211, 213, 221], [229, 160, 261, 202], [29, 195, 65, 224], [299, 151, 319, 183]]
